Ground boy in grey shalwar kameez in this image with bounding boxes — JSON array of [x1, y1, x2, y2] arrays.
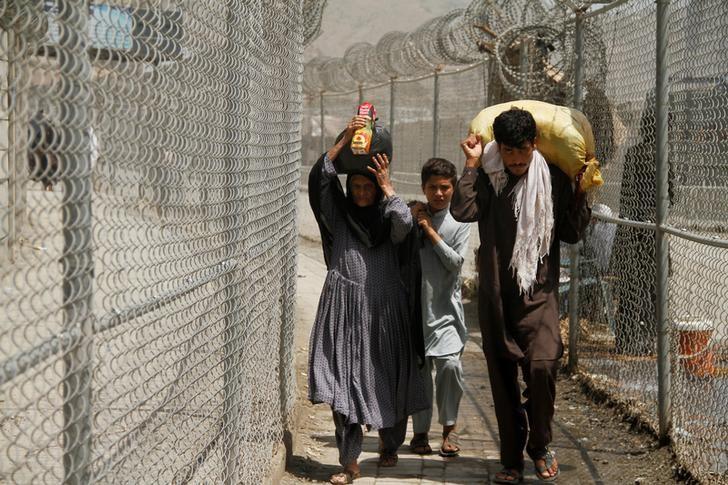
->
[[408, 158, 470, 458], [308, 116, 428, 484]]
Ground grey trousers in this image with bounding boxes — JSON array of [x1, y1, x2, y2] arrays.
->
[[332, 410, 408, 466], [411, 352, 465, 434]]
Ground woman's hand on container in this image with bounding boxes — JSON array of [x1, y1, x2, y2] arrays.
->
[[344, 116, 369, 142]]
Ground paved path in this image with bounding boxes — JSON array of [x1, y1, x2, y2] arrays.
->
[[283, 238, 678, 484]]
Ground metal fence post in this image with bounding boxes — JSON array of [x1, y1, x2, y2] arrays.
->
[[487, 56, 496, 106], [482, 60, 489, 107], [432, 69, 440, 157], [4, 29, 26, 264], [389, 78, 395, 143], [655, 0, 672, 444], [58, 2, 94, 483], [319, 91, 325, 154], [519, 38, 530, 95], [567, 9, 586, 373], [4, 29, 14, 261]]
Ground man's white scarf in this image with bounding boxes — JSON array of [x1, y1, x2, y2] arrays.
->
[[481, 140, 554, 295]]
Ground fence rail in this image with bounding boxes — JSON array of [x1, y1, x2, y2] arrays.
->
[[301, 1, 728, 482]]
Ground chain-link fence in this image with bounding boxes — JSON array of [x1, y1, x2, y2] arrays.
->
[[576, 2, 728, 482], [1, 1, 304, 483], [300, 1, 728, 482]]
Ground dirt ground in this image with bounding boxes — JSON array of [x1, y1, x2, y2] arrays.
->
[[284, 238, 690, 484]]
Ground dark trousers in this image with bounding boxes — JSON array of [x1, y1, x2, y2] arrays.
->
[[332, 410, 407, 466], [332, 411, 363, 466], [484, 353, 559, 471]]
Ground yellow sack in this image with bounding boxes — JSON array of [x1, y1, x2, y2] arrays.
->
[[469, 100, 603, 191]]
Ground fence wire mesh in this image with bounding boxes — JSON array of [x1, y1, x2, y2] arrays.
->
[[300, 93, 321, 190], [436, 64, 489, 173], [390, 76, 435, 197], [664, 0, 728, 481], [360, 82, 391, 143], [578, 1, 728, 482], [301, 0, 728, 482], [667, 0, 728, 233], [575, 0, 661, 421], [1, 1, 301, 483], [320, 90, 359, 156]]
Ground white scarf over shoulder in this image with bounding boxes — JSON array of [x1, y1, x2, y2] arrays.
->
[[481, 141, 554, 295]]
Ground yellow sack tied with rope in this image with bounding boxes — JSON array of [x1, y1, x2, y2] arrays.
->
[[469, 100, 603, 191]]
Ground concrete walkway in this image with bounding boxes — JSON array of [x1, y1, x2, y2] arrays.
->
[[283, 237, 677, 484]]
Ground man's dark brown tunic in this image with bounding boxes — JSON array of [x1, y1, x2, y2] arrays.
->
[[451, 164, 590, 361], [450, 163, 590, 470]]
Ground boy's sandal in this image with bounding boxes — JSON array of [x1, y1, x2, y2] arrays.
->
[[438, 442, 460, 457], [531, 448, 559, 482], [329, 469, 360, 484], [493, 468, 523, 484], [409, 435, 432, 455], [378, 451, 398, 467]]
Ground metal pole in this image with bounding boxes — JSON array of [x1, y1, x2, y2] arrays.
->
[[487, 56, 496, 105], [58, 2, 94, 483], [6, 29, 16, 261], [482, 60, 489, 107], [358, 84, 364, 105], [567, 9, 585, 374], [389, 78, 395, 145], [432, 70, 440, 157], [6, 29, 25, 263], [319, 91, 325, 154], [519, 39, 529, 96], [655, 0, 672, 444]]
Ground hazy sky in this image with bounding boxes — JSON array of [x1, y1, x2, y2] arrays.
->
[[304, 0, 473, 60]]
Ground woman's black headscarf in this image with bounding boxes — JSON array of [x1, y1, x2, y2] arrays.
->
[[343, 171, 390, 248], [308, 154, 391, 265]]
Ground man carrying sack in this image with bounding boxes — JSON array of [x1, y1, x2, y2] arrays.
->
[[450, 108, 591, 483]]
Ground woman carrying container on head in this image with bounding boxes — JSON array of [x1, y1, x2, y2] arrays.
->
[[307, 115, 428, 484]]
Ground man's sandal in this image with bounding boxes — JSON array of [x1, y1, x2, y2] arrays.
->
[[378, 451, 398, 467], [530, 448, 559, 482], [329, 468, 361, 484], [493, 468, 523, 484], [409, 435, 432, 455], [438, 442, 460, 457]]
